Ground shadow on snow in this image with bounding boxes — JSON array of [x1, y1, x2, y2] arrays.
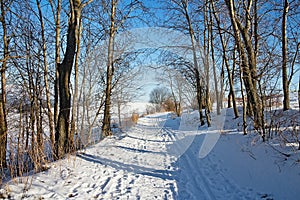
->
[[76, 114, 218, 199]]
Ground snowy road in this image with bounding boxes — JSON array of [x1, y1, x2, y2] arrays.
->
[[4, 111, 293, 199]]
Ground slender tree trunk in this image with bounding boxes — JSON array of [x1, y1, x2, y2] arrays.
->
[[88, 94, 105, 142], [204, 0, 212, 119], [54, 0, 61, 147], [168, 72, 181, 116], [220, 58, 224, 110], [197, 81, 205, 126], [209, 5, 220, 115], [181, 0, 206, 125], [78, 30, 90, 144], [298, 76, 300, 110], [102, 0, 117, 137], [0, 100, 6, 181], [239, 56, 247, 135], [226, 58, 239, 117], [117, 100, 122, 128], [233, 46, 247, 135], [282, 0, 290, 111], [36, 0, 54, 157], [228, 91, 232, 108], [210, 0, 239, 118], [71, 14, 82, 149], [0, 0, 9, 180], [225, 0, 263, 132]]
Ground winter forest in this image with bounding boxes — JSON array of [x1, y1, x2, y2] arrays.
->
[[0, 0, 300, 199]]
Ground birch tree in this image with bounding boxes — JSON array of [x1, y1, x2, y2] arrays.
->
[[225, 0, 264, 137], [101, 0, 143, 136], [282, 0, 289, 110], [102, 0, 117, 137]]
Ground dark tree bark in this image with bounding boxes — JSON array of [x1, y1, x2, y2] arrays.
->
[[238, 50, 247, 135], [298, 76, 300, 110], [0, 0, 9, 179], [56, 0, 82, 159], [54, 0, 61, 147], [0, 100, 6, 178]]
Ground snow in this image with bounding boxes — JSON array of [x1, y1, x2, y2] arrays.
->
[[1, 108, 300, 199]]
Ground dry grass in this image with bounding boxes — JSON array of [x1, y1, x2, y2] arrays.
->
[[131, 113, 139, 124]]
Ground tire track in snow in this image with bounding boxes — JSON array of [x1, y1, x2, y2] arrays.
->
[[165, 126, 217, 200], [168, 111, 258, 200]]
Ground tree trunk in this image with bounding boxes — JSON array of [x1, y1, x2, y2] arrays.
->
[[0, 100, 6, 179], [239, 57, 247, 135], [209, 5, 221, 115], [282, 0, 290, 111], [220, 58, 225, 110], [0, 0, 9, 179], [55, 0, 82, 159], [117, 100, 122, 128], [181, 0, 206, 125], [211, 0, 239, 118], [168, 71, 181, 117], [36, 0, 54, 156], [71, 15, 82, 149], [203, 0, 212, 125], [196, 81, 205, 126], [298, 76, 300, 109], [54, 0, 61, 132], [225, 0, 263, 132], [102, 0, 117, 137], [228, 92, 232, 108]]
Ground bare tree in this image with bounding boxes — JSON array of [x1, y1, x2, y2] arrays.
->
[[36, 0, 55, 156], [210, 0, 239, 118], [0, 0, 10, 181], [102, 0, 117, 137], [56, 0, 92, 159], [112, 54, 142, 128], [78, 46, 106, 145], [203, 0, 212, 125], [101, 0, 144, 136], [225, 0, 264, 137], [208, 2, 221, 115], [157, 69, 184, 116], [159, 52, 201, 113], [178, 0, 206, 125], [149, 87, 171, 112]]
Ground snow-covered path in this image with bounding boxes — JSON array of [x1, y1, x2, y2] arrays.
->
[[3, 111, 300, 199]]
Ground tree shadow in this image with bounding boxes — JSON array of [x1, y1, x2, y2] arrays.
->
[[75, 115, 214, 199], [76, 152, 173, 181]]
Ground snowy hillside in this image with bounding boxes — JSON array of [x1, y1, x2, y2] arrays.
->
[[1, 108, 300, 199]]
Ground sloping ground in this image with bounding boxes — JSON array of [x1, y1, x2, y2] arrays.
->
[[1, 110, 300, 199]]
